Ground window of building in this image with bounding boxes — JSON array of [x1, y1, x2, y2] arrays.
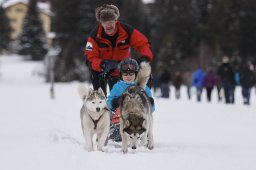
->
[[16, 8, 24, 13]]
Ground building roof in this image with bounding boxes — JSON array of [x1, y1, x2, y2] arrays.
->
[[2, 0, 52, 16], [2, 0, 28, 8]]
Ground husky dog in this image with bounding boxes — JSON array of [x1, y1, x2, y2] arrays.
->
[[120, 62, 154, 153], [78, 85, 110, 152]]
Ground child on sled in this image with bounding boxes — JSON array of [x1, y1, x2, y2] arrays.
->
[[107, 58, 155, 142]]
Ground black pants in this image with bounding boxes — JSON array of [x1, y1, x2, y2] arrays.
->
[[160, 83, 170, 98], [206, 87, 213, 102], [242, 86, 251, 105], [222, 83, 235, 104], [90, 70, 119, 95]]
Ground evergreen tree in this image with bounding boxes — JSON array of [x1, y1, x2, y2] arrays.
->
[[18, 0, 48, 60], [237, 0, 256, 58], [152, 0, 199, 71], [0, 5, 10, 53], [115, 0, 150, 60], [51, 0, 91, 81]]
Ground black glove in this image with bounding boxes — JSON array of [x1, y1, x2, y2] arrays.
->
[[99, 71, 110, 80], [100, 60, 119, 79], [112, 97, 120, 108], [101, 60, 118, 71]]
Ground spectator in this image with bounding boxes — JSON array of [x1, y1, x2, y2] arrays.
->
[[217, 56, 236, 104], [152, 73, 160, 94], [240, 63, 255, 105], [192, 68, 205, 102], [183, 71, 192, 100], [159, 69, 171, 98], [203, 68, 216, 102], [173, 71, 183, 99], [215, 75, 222, 102]]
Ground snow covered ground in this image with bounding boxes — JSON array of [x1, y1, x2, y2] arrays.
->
[[0, 55, 256, 170]]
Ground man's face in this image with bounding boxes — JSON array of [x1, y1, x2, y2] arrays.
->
[[101, 20, 117, 35]]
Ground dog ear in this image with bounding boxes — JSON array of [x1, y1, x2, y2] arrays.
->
[[97, 87, 105, 96], [88, 88, 94, 96], [140, 118, 146, 127], [78, 84, 89, 100], [123, 93, 131, 103]]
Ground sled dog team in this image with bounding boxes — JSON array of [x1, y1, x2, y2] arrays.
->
[[78, 60, 154, 153]]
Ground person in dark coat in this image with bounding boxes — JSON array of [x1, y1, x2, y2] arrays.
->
[[183, 71, 192, 100], [217, 56, 236, 104], [159, 69, 171, 98], [240, 63, 255, 105], [192, 68, 205, 102], [152, 73, 160, 94], [215, 75, 222, 102], [173, 71, 183, 99], [203, 68, 216, 102]]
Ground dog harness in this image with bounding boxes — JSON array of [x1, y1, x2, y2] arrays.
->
[[89, 114, 104, 130], [89, 107, 109, 130], [120, 86, 150, 121]]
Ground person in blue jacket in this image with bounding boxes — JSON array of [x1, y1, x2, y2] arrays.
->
[[192, 68, 205, 102], [107, 58, 155, 112], [107, 58, 155, 142]]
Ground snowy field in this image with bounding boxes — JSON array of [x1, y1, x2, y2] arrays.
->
[[0, 55, 256, 170]]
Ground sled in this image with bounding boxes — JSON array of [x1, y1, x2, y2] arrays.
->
[[109, 107, 121, 142], [111, 107, 121, 124]]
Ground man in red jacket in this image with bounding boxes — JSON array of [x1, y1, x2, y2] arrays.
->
[[84, 4, 153, 94]]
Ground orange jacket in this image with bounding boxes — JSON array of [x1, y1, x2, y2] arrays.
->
[[84, 22, 153, 76]]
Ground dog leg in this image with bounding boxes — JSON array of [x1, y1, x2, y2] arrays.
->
[[84, 131, 94, 151], [141, 133, 148, 146], [147, 122, 154, 150], [97, 127, 109, 151], [120, 130, 128, 154]]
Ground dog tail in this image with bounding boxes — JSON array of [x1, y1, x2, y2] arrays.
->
[[78, 84, 89, 100], [136, 61, 151, 89]]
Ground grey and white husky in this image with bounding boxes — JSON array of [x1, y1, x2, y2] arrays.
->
[[78, 85, 110, 152], [120, 62, 154, 153]]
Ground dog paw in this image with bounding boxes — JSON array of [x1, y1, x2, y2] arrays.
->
[[85, 146, 93, 152], [97, 145, 104, 152], [122, 148, 128, 154], [148, 145, 154, 150], [98, 148, 104, 152]]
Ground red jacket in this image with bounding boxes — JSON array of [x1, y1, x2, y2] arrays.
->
[[84, 22, 153, 76]]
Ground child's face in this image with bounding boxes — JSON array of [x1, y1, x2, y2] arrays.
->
[[122, 72, 135, 83]]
